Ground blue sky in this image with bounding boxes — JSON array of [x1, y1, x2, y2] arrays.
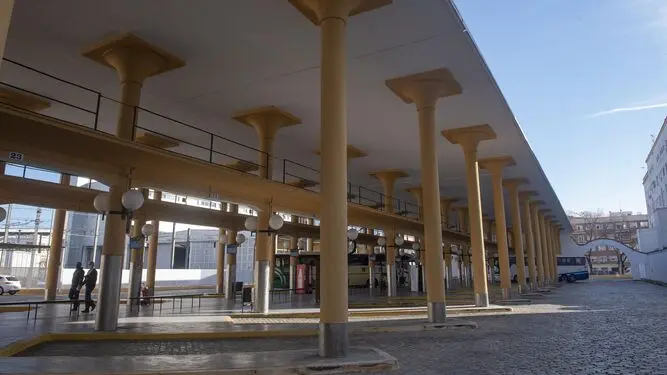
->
[[455, 0, 667, 214]]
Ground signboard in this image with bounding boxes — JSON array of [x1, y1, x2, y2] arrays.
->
[[129, 238, 142, 249], [8, 152, 23, 162], [226, 244, 237, 255], [296, 264, 306, 294], [290, 251, 299, 257]]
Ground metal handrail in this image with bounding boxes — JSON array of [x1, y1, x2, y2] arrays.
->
[[0, 58, 423, 218]]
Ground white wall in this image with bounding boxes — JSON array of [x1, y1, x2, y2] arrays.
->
[[60, 268, 218, 287]]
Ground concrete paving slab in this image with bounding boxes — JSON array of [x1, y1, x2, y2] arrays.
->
[[0, 346, 398, 375]]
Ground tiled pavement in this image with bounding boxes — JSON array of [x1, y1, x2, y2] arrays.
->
[[12, 280, 667, 374]]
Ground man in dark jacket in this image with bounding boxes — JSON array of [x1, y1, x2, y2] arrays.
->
[[69, 262, 84, 311], [81, 261, 98, 313]]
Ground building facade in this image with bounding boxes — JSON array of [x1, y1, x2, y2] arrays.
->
[[568, 211, 648, 249]]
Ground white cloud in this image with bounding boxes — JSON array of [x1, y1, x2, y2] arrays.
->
[[588, 101, 667, 118]]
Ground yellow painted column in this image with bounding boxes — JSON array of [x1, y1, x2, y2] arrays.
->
[[290, 0, 390, 357], [520, 192, 537, 289], [289, 236, 298, 292], [504, 179, 528, 294], [457, 207, 468, 233], [44, 173, 71, 300], [232, 107, 300, 314], [443, 125, 497, 307], [127, 213, 146, 305], [224, 228, 238, 299], [216, 228, 226, 294], [538, 210, 552, 285], [530, 202, 545, 287], [145, 191, 161, 296], [370, 169, 407, 297], [406, 187, 424, 221], [479, 156, 514, 300], [0, 1, 13, 68], [385, 74, 453, 322], [544, 218, 555, 283], [441, 198, 457, 231], [82, 34, 184, 331], [547, 221, 558, 282]]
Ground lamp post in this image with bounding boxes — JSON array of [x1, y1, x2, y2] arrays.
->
[[92, 189, 145, 330], [219, 232, 246, 298], [244, 213, 283, 314]]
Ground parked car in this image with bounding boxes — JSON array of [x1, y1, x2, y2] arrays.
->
[[0, 275, 21, 295]]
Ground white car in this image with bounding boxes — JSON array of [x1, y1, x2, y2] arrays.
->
[[0, 275, 21, 295]]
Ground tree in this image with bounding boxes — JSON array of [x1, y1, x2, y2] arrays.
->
[[568, 209, 604, 244], [614, 249, 629, 274], [584, 249, 594, 274]]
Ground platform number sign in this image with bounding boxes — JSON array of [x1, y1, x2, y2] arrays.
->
[[8, 152, 23, 162]]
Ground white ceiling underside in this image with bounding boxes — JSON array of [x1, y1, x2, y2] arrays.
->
[[2, 0, 570, 230]]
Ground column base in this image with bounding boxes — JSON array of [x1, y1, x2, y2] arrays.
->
[[255, 260, 270, 314], [224, 264, 236, 299], [387, 264, 397, 297], [126, 261, 142, 309], [427, 301, 446, 323], [474, 292, 489, 308], [95, 254, 123, 332], [318, 322, 349, 358]]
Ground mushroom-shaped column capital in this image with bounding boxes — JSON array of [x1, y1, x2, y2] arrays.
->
[[385, 68, 462, 108]]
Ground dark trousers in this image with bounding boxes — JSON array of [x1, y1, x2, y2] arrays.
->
[[84, 287, 96, 311], [68, 288, 80, 310]]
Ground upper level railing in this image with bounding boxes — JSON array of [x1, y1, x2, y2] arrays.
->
[[0, 59, 423, 219]]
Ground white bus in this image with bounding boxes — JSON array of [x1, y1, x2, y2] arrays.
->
[[556, 256, 589, 283], [505, 256, 589, 283]]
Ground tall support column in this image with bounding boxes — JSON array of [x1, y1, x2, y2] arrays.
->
[[290, 0, 390, 357], [224, 229, 238, 299], [387, 69, 464, 322], [0, 1, 13, 69], [441, 198, 458, 231], [233, 107, 301, 314], [83, 33, 184, 331], [406, 187, 424, 221], [216, 228, 226, 294], [44, 173, 71, 300], [289, 236, 298, 292], [443, 125, 497, 307], [520, 192, 538, 289], [457, 207, 469, 233], [545, 218, 556, 283], [504, 179, 529, 294], [127, 190, 148, 306], [530, 202, 545, 287], [479, 156, 515, 300], [538, 210, 551, 285], [371, 169, 408, 298], [145, 191, 161, 296]]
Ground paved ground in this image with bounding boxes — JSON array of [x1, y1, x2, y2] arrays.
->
[[17, 280, 667, 374]]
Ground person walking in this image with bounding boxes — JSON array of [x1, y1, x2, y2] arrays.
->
[[69, 262, 84, 311], [81, 261, 98, 313]]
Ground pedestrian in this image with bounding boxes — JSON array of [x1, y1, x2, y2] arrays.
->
[[81, 261, 98, 313], [69, 262, 84, 311]]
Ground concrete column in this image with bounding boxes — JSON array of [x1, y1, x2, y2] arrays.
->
[[545, 218, 556, 283], [0, 1, 13, 69], [216, 228, 226, 294], [306, 217, 314, 252], [289, 236, 298, 291], [387, 70, 462, 322], [370, 169, 408, 297], [82, 34, 184, 331], [291, 0, 390, 357], [457, 207, 468, 233], [482, 217, 491, 240], [520, 192, 538, 289], [127, 191, 148, 307], [504, 179, 529, 294], [479, 156, 515, 300], [406, 187, 423, 221], [443, 125, 497, 307], [538, 210, 551, 285], [233, 107, 301, 314], [444, 244, 453, 288], [440, 198, 458, 231], [530, 202, 545, 287], [145, 192, 161, 296], [44, 173, 71, 300], [224, 229, 237, 299]]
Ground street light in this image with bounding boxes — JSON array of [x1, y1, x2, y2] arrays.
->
[[93, 190, 146, 234], [347, 228, 359, 254], [244, 213, 284, 234]]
